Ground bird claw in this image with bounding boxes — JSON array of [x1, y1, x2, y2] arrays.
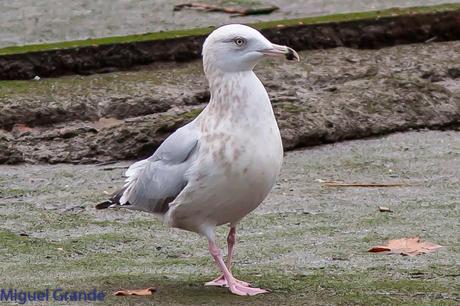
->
[[205, 274, 251, 288], [205, 275, 267, 296], [205, 275, 228, 287], [229, 283, 268, 296]]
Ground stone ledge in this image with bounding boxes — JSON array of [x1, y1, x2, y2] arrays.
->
[[0, 4, 459, 80]]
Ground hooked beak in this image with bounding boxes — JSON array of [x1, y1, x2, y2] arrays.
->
[[259, 43, 300, 61]]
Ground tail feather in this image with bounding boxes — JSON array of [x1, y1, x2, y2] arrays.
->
[[95, 187, 130, 210], [95, 200, 113, 210]]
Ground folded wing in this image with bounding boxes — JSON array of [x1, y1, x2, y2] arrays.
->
[[96, 123, 199, 215]]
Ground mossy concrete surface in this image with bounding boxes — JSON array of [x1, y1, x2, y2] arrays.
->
[[1, 3, 460, 79], [1, 3, 459, 56], [0, 130, 459, 305], [2, 1, 459, 49]]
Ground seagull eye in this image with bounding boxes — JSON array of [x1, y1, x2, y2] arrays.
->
[[233, 37, 245, 47]]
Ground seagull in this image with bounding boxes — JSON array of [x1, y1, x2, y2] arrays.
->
[[96, 24, 299, 296]]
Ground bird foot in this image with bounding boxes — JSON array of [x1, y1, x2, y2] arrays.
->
[[205, 275, 267, 296], [205, 274, 251, 287], [228, 283, 268, 296]]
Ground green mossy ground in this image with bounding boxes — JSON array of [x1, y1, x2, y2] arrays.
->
[[1, 131, 458, 305]]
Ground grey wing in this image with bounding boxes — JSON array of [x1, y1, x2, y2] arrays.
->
[[98, 122, 199, 215]]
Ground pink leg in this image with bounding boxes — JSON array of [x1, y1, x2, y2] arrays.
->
[[205, 227, 250, 287], [227, 226, 236, 269], [207, 239, 267, 296]]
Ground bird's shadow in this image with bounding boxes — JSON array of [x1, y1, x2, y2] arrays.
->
[[93, 273, 270, 304]]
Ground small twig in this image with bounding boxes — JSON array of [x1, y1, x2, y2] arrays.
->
[[174, 3, 278, 16], [96, 160, 117, 166], [323, 182, 410, 187], [378, 206, 393, 212], [101, 166, 129, 171], [424, 36, 437, 43]]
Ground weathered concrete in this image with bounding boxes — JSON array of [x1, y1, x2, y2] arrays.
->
[[1, 8, 460, 80], [0, 41, 459, 164], [2, 0, 459, 47]]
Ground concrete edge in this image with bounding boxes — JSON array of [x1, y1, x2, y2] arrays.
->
[[0, 7, 459, 80]]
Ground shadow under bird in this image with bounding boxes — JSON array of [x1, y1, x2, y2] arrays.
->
[[96, 23, 299, 296]]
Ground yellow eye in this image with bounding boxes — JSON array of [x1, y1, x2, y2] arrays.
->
[[234, 37, 245, 46]]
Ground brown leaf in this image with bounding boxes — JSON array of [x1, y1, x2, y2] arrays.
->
[[114, 287, 156, 296], [369, 237, 442, 256], [12, 123, 35, 136]]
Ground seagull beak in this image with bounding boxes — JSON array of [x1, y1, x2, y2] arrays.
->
[[260, 43, 300, 61]]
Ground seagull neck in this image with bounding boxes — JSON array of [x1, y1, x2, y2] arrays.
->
[[199, 68, 277, 132], [206, 70, 256, 95], [201, 68, 275, 127]]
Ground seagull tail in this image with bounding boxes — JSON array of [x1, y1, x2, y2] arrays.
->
[[95, 187, 128, 210], [95, 200, 113, 210]]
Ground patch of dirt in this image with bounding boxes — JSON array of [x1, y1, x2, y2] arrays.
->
[[0, 41, 459, 164]]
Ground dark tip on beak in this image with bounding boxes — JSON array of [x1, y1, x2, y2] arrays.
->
[[260, 43, 300, 61], [285, 47, 300, 61]]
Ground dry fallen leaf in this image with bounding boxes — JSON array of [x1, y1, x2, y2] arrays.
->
[[368, 237, 442, 256], [12, 123, 34, 134], [324, 182, 409, 187], [114, 287, 156, 296]]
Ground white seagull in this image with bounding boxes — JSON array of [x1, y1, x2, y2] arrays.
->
[[96, 24, 299, 296]]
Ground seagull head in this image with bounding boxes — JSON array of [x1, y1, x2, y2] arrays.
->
[[202, 24, 299, 74]]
